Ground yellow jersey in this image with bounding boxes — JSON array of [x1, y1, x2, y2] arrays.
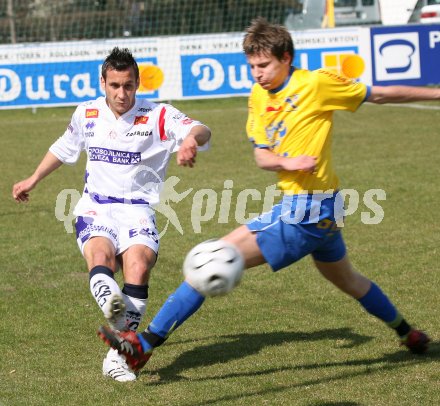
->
[[246, 68, 369, 194]]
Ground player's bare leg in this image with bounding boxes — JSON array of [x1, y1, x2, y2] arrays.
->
[[313, 256, 370, 299], [222, 225, 266, 269]]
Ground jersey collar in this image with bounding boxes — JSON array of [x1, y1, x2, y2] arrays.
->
[[269, 66, 295, 94]]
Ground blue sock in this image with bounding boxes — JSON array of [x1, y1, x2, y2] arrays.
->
[[138, 281, 205, 352], [357, 282, 397, 323]]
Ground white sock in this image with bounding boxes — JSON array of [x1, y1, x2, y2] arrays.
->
[[89, 272, 124, 323], [122, 293, 147, 331]]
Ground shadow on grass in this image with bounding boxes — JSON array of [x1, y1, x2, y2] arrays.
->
[[140, 329, 440, 405]]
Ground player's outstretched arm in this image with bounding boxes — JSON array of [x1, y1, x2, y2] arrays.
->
[[12, 151, 63, 203], [254, 148, 316, 173], [177, 125, 211, 168], [367, 85, 440, 104]]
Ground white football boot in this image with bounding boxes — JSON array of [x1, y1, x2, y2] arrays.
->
[[103, 293, 126, 331], [102, 294, 136, 381], [102, 348, 137, 382]]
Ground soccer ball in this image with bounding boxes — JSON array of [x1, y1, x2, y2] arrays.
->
[[183, 239, 244, 297]]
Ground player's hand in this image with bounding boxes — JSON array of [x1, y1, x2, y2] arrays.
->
[[177, 136, 198, 167], [284, 155, 317, 173], [12, 177, 37, 202]]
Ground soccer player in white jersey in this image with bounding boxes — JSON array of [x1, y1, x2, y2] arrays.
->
[[12, 47, 211, 382]]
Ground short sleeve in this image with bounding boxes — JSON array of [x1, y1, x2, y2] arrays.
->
[[49, 106, 84, 165], [314, 69, 368, 113], [158, 104, 209, 153]]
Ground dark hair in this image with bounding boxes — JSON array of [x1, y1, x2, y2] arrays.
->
[[243, 17, 294, 62], [101, 47, 139, 80]]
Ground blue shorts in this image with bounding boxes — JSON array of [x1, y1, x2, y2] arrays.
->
[[247, 196, 346, 271]]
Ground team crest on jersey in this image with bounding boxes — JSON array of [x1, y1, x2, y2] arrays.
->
[[85, 109, 99, 118], [134, 116, 149, 125], [285, 94, 299, 111]]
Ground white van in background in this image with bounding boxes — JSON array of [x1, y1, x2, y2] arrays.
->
[[333, 0, 381, 26], [420, 0, 440, 23], [284, 0, 381, 30]]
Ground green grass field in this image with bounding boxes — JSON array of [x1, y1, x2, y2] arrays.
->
[[1, 98, 439, 406]]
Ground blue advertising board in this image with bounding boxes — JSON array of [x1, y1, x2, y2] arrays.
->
[[0, 57, 158, 108], [370, 24, 440, 86], [181, 53, 252, 97], [0, 25, 438, 109], [180, 46, 360, 98]]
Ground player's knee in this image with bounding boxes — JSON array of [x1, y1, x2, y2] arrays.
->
[[84, 237, 116, 269], [87, 251, 115, 270], [123, 261, 150, 284]]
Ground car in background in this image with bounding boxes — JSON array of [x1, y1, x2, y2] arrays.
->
[[420, 0, 440, 23], [333, 0, 381, 27], [284, 0, 381, 30]]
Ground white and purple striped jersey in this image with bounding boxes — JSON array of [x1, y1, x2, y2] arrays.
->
[[50, 96, 208, 206]]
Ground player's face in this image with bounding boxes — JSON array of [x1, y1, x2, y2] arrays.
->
[[247, 52, 291, 91], [101, 67, 139, 118]]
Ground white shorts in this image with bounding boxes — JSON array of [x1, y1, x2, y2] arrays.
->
[[73, 196, 159, 256]]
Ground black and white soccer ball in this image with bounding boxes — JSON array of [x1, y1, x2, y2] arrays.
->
[[183, 239, 244, 297]]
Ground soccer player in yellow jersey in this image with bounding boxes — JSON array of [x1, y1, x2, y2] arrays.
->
[[98, 18, 440, 370]]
